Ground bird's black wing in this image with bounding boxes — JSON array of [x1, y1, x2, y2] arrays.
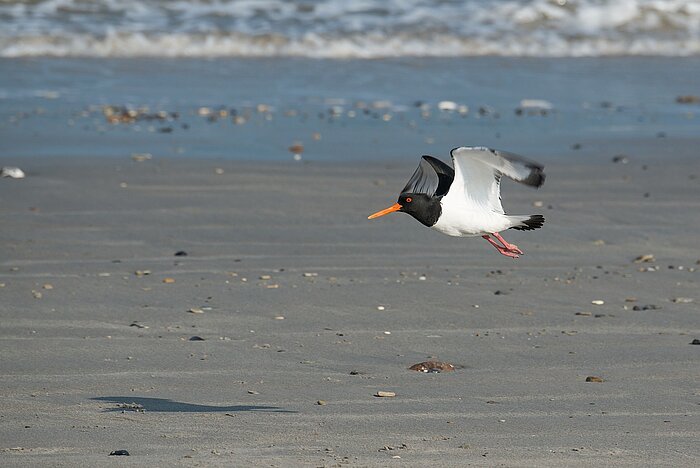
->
[[401, 156, 454, 197]]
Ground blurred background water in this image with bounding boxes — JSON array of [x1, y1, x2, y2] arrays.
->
[[1, 1, 699, 162]]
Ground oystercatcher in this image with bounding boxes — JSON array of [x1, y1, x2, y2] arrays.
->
[[368, 146, 545, 258]]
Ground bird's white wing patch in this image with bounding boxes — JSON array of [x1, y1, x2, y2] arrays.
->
[[451, 146, 545, 187], [449, 147, 506, 214]]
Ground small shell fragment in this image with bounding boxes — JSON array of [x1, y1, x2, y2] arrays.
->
[[409, 361, 456, 373], [131, 153, 152, 162], [188, 307, 204, 314], [672, 297, 694, 303], [585, 376, 604, 383], [1, 167, 26, 178], [634, 254, 655, 263], [438, 100, 458, 111], [519, 99, 553, 110], [162, 278, 175, 284], [374, 391, 396, 398], [591, 300, 605, 305]]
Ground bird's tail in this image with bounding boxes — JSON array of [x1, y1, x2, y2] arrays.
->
[[509, 214, 545, 231]]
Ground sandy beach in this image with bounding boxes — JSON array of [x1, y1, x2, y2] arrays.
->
[[1, 153, 698, 466]]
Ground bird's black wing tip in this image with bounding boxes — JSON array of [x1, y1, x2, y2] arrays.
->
[[511, 214, 545, 231], [523, 169, 546, 188]]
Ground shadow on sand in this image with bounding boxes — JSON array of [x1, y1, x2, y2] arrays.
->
[[92, 396, 296, 413]]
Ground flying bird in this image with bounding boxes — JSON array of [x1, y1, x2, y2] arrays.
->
[[368, 146, 545, 258]]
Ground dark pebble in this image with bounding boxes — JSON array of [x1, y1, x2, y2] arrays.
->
[[109, 450, 130, 456], [690, 339, 700, 345], [632, 305, 661, 311], [612, 155, 629, 164], [189, 336, 205, 341], [174, 250, 188, 256]]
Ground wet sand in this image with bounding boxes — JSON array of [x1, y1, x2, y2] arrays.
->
[[1, 154, 699, 466]]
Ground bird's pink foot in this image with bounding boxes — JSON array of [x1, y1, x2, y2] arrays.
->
[[495, 245, 520, 258], [492, 232, 523, 255], [483, 234, 521, 258]]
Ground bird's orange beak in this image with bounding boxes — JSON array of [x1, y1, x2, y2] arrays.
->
[[368, 202, 402, 219]]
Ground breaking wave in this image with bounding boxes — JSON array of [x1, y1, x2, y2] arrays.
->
[[1, 0, 700, 57]]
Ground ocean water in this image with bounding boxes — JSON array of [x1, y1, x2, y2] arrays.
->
[[2, 57, 699, 161], [1, 1, 699, 162], [1, 0, 700, 58]]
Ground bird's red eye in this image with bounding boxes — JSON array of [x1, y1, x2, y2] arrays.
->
[[406, 197, 412, 203]]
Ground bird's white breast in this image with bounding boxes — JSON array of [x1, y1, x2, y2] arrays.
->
[[431, 190, 513, 237]]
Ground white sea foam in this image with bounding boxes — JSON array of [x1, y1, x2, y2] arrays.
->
[[1, 0, 699, 57]]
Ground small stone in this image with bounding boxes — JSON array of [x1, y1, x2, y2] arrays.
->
[[288, 142, 304, 155], [633, 254, 655, 263], [377, 305, 385, 311], [32, 290, 42, 299], [42, 284, 53, 290], [690, 339, 700, 345], [532, 200, 544, 207], [303, 272, 318, 277], [676, 95, 700, 104], [188, 336, 205, 341], [591, 300, 605, 305], [162, 278, 175, 284], [134, 270, 151, 276], [174, 250, 188, 256], [188, 307, 204, 314], [575, 312, 592, 316], [611, 154, 629, 164], [274, 316, 285, 320], [109, 450, 130, 456], [375, 391, 396, 398], [316, 400, 327, 406], [259, 275, 272, 280], [585, 376, 604, 383], [247, 390, 260, 395]]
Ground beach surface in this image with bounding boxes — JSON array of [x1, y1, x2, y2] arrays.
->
[[1, 153, 699, 466]]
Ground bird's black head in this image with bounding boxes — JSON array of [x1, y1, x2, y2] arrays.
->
[[397, 193, 442, 227], [367, 193, 442, 226]]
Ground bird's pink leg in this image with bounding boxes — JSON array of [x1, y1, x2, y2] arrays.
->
[[492, 232, 524, 255], [482, 235, 520, 258]]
